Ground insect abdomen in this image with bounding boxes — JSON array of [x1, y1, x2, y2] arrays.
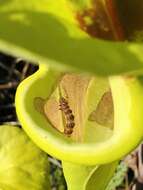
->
[[59, 97, 75, 136]]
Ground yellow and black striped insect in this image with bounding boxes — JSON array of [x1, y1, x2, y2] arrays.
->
[[59, 97, 75, 136]]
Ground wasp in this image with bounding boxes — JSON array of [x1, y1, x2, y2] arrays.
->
[[59, 97, 75, 136]]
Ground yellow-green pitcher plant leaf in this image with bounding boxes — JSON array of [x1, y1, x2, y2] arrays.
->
[[85, 162, 118, 190], [62, 161, 118, 190], [0, 125, 50, 190], [15, 65, 143, 165], [0, 1, 143, 75]]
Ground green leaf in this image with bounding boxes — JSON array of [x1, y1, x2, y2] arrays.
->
[[62, 161, 118, 190], [68, 0, 91, 10], [106, 162, 127, 190], [0, 0, 143, 75], [0, 125, 50, 190]]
